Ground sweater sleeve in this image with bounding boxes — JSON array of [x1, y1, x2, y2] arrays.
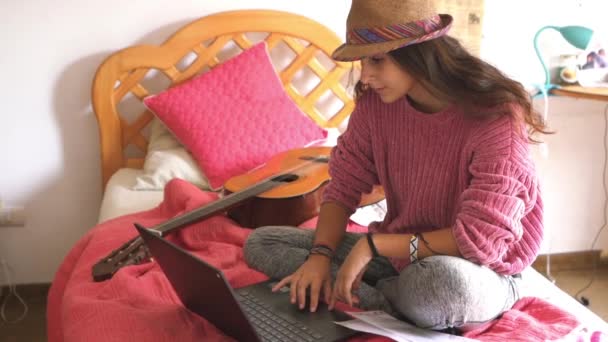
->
[[322, 95, 379, 213], [452, 115, 543, 275]]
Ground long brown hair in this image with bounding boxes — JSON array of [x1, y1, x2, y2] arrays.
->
[[355, 35, 551, 142]]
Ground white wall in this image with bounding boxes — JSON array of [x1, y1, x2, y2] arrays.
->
[[0, 0, 351, 285], [479, 0, 608, 255], [482, 0, 607, 86], [532, 98, 608, 255], [0, 0, 607, 284]]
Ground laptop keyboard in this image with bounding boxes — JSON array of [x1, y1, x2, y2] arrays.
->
[[237, 290, 324, 342]]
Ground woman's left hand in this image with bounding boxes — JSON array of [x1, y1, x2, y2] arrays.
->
[[329, 237, 373, 309]]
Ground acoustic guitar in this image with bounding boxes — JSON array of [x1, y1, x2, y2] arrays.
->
[[224, 146, 384, 227], [91, 146, 384, 281]]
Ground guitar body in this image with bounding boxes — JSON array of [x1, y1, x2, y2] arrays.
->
[[223, 146, 384, 228], [226, 183, 328, 228]]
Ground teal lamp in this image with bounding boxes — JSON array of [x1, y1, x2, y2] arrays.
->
[[534, 25, 594, 93]]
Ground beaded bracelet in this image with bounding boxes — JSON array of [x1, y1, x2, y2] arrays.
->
[[366, 233, 380, 258]]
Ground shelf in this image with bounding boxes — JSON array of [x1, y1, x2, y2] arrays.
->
[[550, 85, 608, 102]]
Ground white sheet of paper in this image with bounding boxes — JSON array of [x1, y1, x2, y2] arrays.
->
[[335, 319, 408, 341], [335, 311, 477, 342]]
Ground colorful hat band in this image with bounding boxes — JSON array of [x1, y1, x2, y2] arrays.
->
[[347, 15, 445, 45]]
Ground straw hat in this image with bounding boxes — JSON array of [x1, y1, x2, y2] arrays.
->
[[332, 0, 453, 61]]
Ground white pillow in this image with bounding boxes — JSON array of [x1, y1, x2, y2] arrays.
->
[[133, 119, 210, 191], [133, 148, 210, 190], [148, 118, 182, 151]]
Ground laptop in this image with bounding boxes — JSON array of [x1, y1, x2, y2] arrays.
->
[[135, 223, 358, 342]]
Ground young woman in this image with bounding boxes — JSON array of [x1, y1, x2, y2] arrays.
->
[[244, 0, 548, 332]]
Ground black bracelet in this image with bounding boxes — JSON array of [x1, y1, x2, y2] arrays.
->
[[366, 233, 380, 258], [416, 233, 443, 255]]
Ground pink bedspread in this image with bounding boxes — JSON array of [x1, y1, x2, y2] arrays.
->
[[47, 179, 604, 342]]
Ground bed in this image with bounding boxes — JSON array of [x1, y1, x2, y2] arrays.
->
[[47, 9, 607, 342]]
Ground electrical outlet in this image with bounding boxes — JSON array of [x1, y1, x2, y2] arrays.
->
[[0, 205, 26, 227]]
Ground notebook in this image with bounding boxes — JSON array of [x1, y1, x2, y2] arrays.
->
[[135, 223, 358, 342]]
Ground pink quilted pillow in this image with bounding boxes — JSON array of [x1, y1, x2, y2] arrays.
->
[[144, 42, 327, 189]]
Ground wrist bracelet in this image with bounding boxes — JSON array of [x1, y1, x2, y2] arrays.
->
[[366, 233, 380, 258], [417, 232, 443, 256], [308, 244, 334, 260], [410, 234, 419, 263]]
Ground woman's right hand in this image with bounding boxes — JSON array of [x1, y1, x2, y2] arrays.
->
[[271, 254, 332, 312]]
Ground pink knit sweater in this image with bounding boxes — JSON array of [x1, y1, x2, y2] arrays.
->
[[323, 92, 543, 275]]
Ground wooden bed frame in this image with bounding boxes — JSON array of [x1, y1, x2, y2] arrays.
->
[[91, 10, 356, 189]]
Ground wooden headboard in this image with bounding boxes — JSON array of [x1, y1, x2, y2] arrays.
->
[[92, 10, 356, 188]]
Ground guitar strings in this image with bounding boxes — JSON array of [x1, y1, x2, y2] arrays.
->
[[96, 153, 332, 280], [235, 155, 329, 191]]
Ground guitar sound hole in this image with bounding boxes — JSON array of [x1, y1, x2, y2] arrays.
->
[[273, 174, 299, 183]]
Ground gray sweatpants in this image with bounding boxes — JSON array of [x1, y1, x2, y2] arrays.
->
[[244, 226, 520, 331]]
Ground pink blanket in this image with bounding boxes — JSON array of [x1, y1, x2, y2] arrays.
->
[[47, 179, 602, 342]]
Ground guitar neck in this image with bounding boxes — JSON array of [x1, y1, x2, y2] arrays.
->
[[154, 175, 289, 236]]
